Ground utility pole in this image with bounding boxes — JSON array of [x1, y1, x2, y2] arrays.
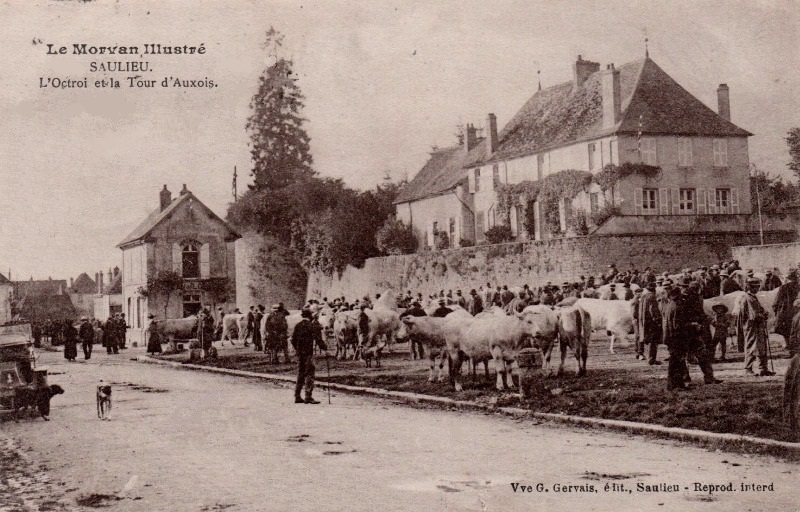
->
[[751, 163, 765, 246], [232, 166, 238, 203]]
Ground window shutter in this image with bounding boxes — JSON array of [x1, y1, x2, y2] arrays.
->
[[510, 206, 518, 236], [172, 243, 182, 274], [658, 188, 669, 215], [454, 216, 461, 246], [634, 188, 643, 215], [671, 189, 680, 215], [200, 243, 210, 278], [730, 188, 739, 214], [697, 189, 707, 214], [468, 170, 475, 193], [427, 222, 434, 247], [708, 190, 718, 214]]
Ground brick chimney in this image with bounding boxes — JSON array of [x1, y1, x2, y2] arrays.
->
[[180, 184, 190, 196], [717, 83, 730, 121], [159, 185, 172, 212], [601, 64, 622, 129], [95, 272, 100, 294], [69, 277, 74, 289], [465, 124, 479, 152], [573, 55, 600, 88], [486, 113, 498, 158]]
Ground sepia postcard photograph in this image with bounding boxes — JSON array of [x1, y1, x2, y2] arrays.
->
[[1, 1, 799, 510]]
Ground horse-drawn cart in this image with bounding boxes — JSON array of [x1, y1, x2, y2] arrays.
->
[[0, 323, 47, 421]]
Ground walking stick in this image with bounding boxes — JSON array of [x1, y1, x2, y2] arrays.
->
[[766, 328, 775, 373], [325, 352, 331, 404]]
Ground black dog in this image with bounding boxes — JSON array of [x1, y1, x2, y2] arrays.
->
[[14, 384, 64, 421]]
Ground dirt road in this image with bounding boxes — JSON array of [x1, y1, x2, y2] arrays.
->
[[1, 347, 797, 511]]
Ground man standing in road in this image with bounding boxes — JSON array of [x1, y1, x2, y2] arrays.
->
[[244, 306, 255, 347], [78, 317, 94, 360], [292, 308, 327, 404], [740, 277, 776, 376], [264, 304, 289, 363], [252, 305, 264, 352], [639, 281, 662, 365]]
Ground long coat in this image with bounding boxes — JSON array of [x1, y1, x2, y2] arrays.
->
[[638, 290, 662, 345], [63, 324, 78, 360], [773, 281, 799, 339], [738, 292, 769, 353]]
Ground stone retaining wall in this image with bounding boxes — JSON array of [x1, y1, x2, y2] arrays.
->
[[308, 231, 795, 300], [732, 242, 800, 276]]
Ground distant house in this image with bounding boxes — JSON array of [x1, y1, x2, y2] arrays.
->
[[67, 272, 96, 318], [117, 184, 240, 345], [93, 268, 123, 321], [10, 277, 71, 322], [395, 55, 755, 247]]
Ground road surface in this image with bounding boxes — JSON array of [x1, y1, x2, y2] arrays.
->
[[1, 347, 797, 511]]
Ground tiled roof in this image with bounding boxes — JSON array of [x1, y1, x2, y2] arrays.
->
[[399, 57, 753, 204], [485, 57, 750, 164], [394, 141, 489, 204], [118, 191, 241, 248], [71, 273, 96, 294], [12, 280, 67, 298]]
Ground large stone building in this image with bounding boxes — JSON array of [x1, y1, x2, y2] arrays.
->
[[395, 55, 756, 247], [118, 185, 240, 345], [0, 273, 11, 324]]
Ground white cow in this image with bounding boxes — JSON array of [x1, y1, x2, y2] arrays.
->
[[555, 305, 591, 377], [363, 308, 402, 353], [219, 313, 247, 345], [573, 298, 634, 353], [399, 316, 460, 382], [332, 309, 359, 360]]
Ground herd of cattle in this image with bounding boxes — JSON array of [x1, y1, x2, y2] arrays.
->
[[147, 272, 782, 394]]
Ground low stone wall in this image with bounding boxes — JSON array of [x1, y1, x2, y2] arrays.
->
[[307, 231, 796, 300], [732, 242, 800, 276]]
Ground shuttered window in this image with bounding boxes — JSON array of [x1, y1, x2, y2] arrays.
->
[[677, 138, 693, 167], [679, 189, 695, 214], [640, 138, 657, 166], [713, 139, 728, 167], [641, 189, 658, 214], [715, 188, 730, 214]]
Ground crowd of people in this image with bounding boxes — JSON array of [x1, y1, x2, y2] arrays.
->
[[27, 314, 129, 362], [303, 259, 799, 392]]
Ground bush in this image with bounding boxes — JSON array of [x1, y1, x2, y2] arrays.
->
[[485, 225, 514, 244], [434, 231, 450, 250], [590, 204, 621, 226], [569, 209, 589, 235], [376, 218, 417, 255], [459, 238, 475, 248]]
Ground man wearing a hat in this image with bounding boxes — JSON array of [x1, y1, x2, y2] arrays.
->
[[432, 299, 451, 318], [773, 270, 799, 348], [264, 304, 290, 364], [292, 308, 327, 404], [631, 287, 644, 360], [710, 304, 730, 362], [682, 280, 721, 385], [760, 269, 782, 292], [78, 316, 95, 360], [662, 287, 689, 390], [639, 281, 662, 365], [399, 300, 427, 359], [467, 289, 483, 316], [720, 269, 741, 295], [739, 277, 775, 376]]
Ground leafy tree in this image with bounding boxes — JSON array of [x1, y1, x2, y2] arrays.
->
[[787, 128, 800, 180], [137, 270, 184, 317], [434, 230, 450, 250], [484, 225, 514, 244], [750, 172, 800, 217], [376, 218, 417, 255], [247, 27, 315, 191]]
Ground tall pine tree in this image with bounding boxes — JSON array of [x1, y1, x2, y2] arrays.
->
[[247, 27, 315, 191]]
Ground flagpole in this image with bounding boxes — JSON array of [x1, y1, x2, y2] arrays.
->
[[232, 166, 238, 203], [752, 164, 764, 246]]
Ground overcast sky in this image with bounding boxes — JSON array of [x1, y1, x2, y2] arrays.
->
[[0, 0, 798, 280]]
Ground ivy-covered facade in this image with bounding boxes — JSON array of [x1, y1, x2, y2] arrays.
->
[[394, 55, 753, 248]]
